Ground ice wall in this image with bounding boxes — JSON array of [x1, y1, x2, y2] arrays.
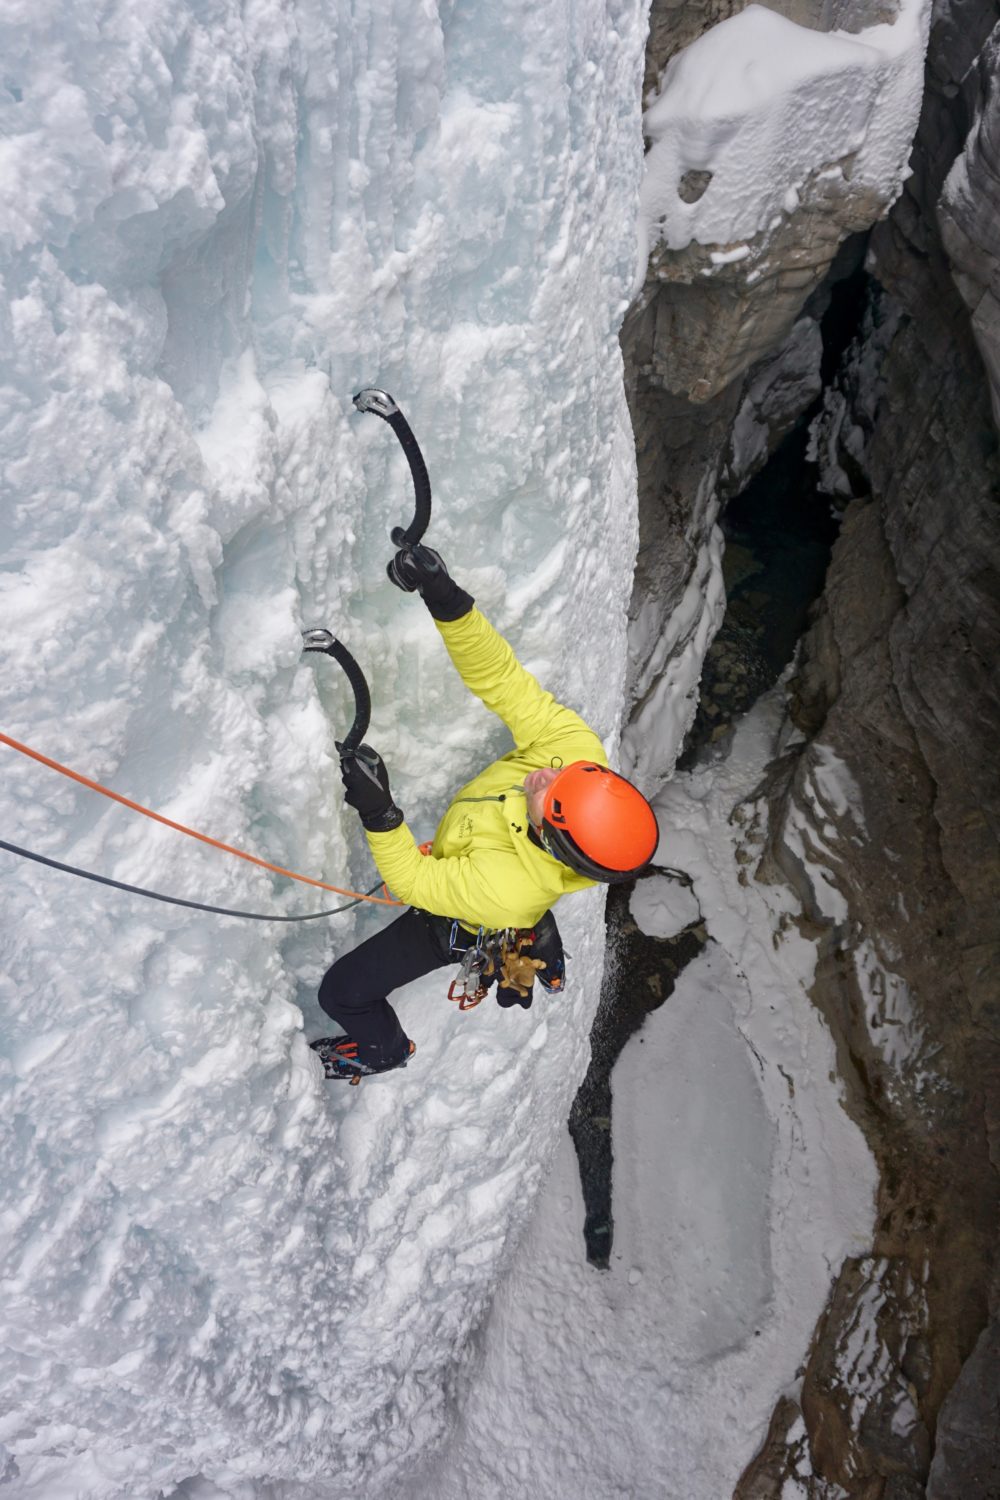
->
[[0, 2, 649, 1494]]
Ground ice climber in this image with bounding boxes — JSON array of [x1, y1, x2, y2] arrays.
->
[[310, 545, 659, 1082]]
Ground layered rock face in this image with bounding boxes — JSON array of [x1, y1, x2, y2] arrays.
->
[[938, 22, 1000, 428], [622, 0, 928, 777], [624, 0, 999, 1491], [738, 1, 1000, 1491]]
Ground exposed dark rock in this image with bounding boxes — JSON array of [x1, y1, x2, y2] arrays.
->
[[926, 1314, 1000, 1499], [678, 168, 713, 204], [937, 23, 1000, 426], [736, 0, 1000, 1491], [623, 0, 1000, 1488]]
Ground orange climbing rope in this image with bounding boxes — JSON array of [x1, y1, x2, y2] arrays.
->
[[0, 729, 403, 908]]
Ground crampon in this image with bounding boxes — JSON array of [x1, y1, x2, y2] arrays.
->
[[310, 1036, 416, 1085]]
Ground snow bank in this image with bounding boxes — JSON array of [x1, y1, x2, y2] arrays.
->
[[637, 0, 931, 272], [629, 870, 701, 937], [0, 1, 649, 1494]]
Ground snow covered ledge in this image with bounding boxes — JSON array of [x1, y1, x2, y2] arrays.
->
[[635, 0, 932, 400], [619, 0, 931, 796]]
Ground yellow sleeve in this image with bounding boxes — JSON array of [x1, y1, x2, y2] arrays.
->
[[435, 607, 606, 763], [365, 823, 530, 930]]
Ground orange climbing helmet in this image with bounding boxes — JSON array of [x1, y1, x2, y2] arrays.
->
[[538, 762, 659, 883]]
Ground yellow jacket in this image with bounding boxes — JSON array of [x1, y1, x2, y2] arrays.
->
[[366, 607, 607, 930]]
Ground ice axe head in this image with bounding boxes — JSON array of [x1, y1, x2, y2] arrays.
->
[[301, 628, 337, 653], [353, 388, 399, 418], [300, 629, 371, 754]]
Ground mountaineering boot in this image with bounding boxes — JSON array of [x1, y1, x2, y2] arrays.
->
[[310, 1035, 416, 1085]]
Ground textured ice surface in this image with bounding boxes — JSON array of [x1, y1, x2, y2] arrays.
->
[[0, 2, 649, 1494]]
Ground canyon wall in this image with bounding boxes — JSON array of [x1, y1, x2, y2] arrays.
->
[[623, 0, 1000, 1491], [740, 0, 1000, 1491]]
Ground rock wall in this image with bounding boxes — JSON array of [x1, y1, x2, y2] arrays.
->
[[621, 0, 927, 780], [735, 0, 1000, 1492], [938, 18, 1000, 429], [624, 0, 999, 1491], [621, 201, 844, 780]]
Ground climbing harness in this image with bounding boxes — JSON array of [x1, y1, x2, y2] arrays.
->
[[0, 630, 404, 922], [446, 924, 512, 1009], [444, 923, 564, 1009]]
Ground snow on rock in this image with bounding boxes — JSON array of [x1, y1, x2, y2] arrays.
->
[[723, 316, 824, 495], [0, 2, 649, 1495], [638, 0, 931, 267], [800, 1253, 932, 1485], [408, 687, 876, 1500], [776, 739, 871, 926], [853, 939, 924, 1086], [629, 870, 701, 937], [807, 287, 902, 502], [630, 0, 930, 401]]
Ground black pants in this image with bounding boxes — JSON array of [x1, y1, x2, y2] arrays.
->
[[317, 907, 564, 1067], [317, 908, 453, 1067]]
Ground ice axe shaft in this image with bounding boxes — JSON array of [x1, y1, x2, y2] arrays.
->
[[301, 630, 371, 755], [352, 388, 432, 548]]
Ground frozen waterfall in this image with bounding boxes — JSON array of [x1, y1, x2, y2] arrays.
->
[[0, 2, 648, 1495]]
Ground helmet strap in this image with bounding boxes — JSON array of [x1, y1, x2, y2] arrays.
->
[[527, 825, 548, 854]]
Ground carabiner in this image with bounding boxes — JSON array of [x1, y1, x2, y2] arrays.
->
[[448, 976, 487, 1010]]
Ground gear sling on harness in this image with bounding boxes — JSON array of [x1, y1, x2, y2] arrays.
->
[[445, 914, 566, 1010]]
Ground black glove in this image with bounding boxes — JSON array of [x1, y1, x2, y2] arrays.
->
[[495, 911, 565, 1008], [496, 983, 533, 1011], [340, 744, 405, 832], [387, 544, 474, 622]]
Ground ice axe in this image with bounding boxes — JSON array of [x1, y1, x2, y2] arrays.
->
[[301, 630, 371, 761], [352, 388, 433, 588]]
